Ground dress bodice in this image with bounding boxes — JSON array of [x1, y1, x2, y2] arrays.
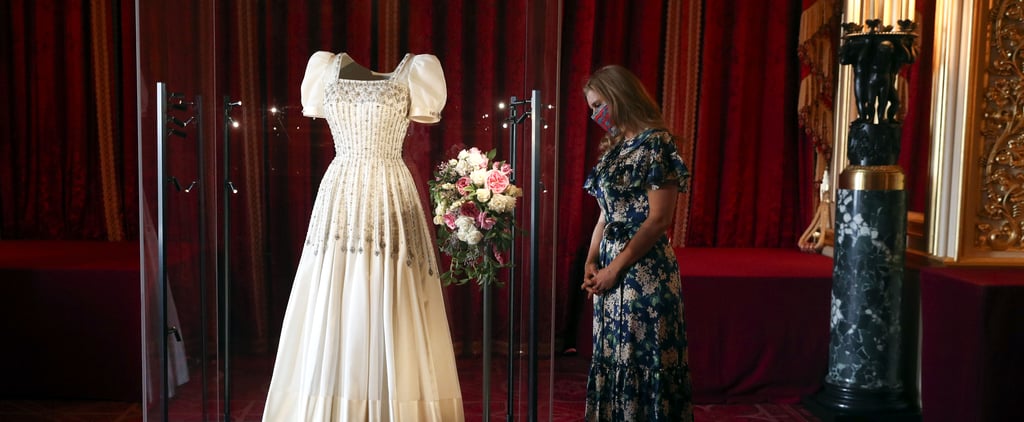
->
[[323, 57, 412, 160], [584, 129, 690, 239], [300, 52, 447, 161]]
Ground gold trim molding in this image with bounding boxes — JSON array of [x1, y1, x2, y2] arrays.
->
[[840, 166, 906, 191], [971, 0, 1024, 254], [928, 0, 1024, 264]]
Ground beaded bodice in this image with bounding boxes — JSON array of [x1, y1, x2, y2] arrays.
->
[[322, 54, 412, 161], [301, 53, 435, 275]]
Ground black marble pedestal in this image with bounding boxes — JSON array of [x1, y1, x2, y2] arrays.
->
[[803, 393, 921, 422], [806, 166, 919, 421]]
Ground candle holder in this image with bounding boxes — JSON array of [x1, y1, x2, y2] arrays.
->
[[804, 17, 922, 422], [839, 19, 917, 166]]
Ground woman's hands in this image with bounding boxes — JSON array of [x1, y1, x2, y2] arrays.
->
[[581, 261, 620, 299]]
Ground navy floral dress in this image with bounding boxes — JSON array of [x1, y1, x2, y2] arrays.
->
[[583, 128, 693, 421]]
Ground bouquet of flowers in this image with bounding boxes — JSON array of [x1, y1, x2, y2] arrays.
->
[[429, 147, 521, 287]]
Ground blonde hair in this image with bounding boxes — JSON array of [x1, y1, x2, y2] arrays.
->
[[584, 65, 668, 150]]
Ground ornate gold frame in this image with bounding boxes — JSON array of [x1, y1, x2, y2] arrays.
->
[[928, 0, 1024, 264]]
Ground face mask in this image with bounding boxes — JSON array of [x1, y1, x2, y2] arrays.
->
[[591, 104, 617, 134]]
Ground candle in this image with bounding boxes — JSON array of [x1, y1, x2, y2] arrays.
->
[[884, 0, 893, 26], [908, 0, 915, 21]]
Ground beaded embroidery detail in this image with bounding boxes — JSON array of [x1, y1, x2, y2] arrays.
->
[[302, 53, 437, 276]]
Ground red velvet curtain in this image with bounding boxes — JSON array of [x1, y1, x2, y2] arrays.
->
[[685, 0, 808, 247], [0, 0, 138, 241], [1, 0, 937, 361], [553, 0, 672, 349], [899, 0, 935, 212]]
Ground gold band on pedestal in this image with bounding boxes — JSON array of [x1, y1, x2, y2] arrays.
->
[[839, 165, 905, 191]]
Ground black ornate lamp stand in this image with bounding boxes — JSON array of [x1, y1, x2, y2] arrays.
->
[[804, 18, 922, 421]]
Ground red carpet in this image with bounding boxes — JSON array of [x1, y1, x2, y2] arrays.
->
[[0, 353, 820, 421]]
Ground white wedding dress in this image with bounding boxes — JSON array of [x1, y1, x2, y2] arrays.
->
[[263, 51, 464, 422]]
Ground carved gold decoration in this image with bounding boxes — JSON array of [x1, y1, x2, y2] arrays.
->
[[975, 0, 1024, 251]]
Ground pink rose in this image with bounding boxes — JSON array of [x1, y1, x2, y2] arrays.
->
[[443, 213, 458, 229], [456, 176, 473, 195], [494, 246, 508, 265], [491, 162, 513, 175], [476, 212, 496, 230], [485, 169, 510, 194]]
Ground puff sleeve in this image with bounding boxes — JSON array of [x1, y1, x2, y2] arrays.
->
[[407, 55, 447, 124], [300, 51, 334, 118]]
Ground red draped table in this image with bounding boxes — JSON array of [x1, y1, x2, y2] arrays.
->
[[675, 247, 834, 403], [0, 241, 141, 401], [920, 267, 1024, 422]]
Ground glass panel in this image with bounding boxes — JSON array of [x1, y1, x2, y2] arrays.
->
[[136, 1, 221, 420], [138, 0, 564, 420], [218, 1, 564, 421], [506, 3, 563, 420]]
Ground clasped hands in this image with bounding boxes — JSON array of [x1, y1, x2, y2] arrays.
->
[[581, 261, 620, 299]]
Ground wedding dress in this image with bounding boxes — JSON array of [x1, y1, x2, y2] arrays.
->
[[262, 51, 464, 422]]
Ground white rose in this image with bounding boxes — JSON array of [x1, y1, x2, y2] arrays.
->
[[455, 159, 473, 176], [476, 188, 491, 202], [487, 193, 516, 213], [449, 158, 458, 166], [467, 152, 487, 169], [455, 216, 475, 231], [465, 229, 484, 245], [470, 168, 488, 186]]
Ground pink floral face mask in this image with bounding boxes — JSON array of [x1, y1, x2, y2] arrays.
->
[[590, 103, 617, 134]]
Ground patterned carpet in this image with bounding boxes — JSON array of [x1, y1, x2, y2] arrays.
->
[[0, 354, 820, 421]]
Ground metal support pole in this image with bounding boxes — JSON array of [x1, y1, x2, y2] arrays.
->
[[527, 89, 541, 422], [155, 82, 170, 422]]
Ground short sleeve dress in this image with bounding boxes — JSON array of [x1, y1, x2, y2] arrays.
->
[[262, 52, 464, 422], [583, 128, 694, 421]]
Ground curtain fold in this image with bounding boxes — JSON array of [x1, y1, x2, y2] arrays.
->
[[662, 0, 704, 247], [226, 0, 270, 354], [1, 1, 133, 241], [898, 1, 935, 212], [685, 0, 806, 247], [796, 0, 840, 252], [90, 0, 125, 241]]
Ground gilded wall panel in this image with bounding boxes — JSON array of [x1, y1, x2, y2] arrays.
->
[[970, 0, 1024, 257]]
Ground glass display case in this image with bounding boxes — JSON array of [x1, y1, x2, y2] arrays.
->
[[137, 1, 564, 420]]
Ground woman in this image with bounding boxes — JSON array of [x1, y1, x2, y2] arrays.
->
[[581, 65, 693, 421]]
